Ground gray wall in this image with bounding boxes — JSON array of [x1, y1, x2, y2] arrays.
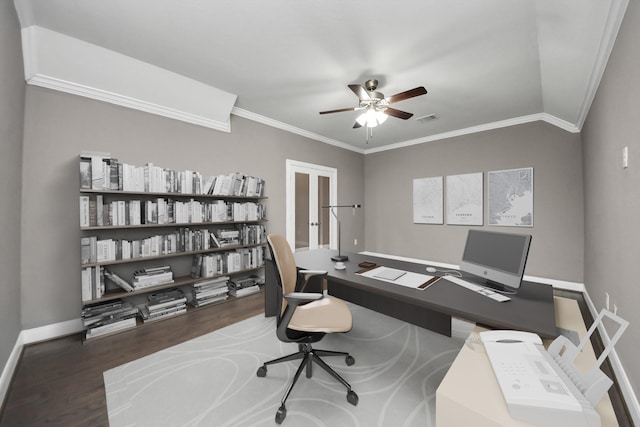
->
[[20, 86, 364, 328], [364, 121, 584, 282], [582, 0, 640, 403], [0, 0, 25, 375]]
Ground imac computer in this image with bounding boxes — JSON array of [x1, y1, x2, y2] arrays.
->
[[459, 229, 532, 293]]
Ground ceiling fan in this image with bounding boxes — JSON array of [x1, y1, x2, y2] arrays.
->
[[319, 79, 427, 128]]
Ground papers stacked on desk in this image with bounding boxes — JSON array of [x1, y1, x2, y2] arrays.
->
[[357, 266, 439, 290]]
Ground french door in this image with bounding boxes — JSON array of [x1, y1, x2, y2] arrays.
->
[[286, 160, 337, 251]]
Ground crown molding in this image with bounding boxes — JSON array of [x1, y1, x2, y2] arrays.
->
[[27, 74, 232, 132], [363, 113, 579, 154], [575, 0, 629, 130], [232, 107, 365, 154], [20, 26, 236, 133]]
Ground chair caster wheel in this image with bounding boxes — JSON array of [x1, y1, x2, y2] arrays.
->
[[347, 390, 359, 406], [256, 366, 267, 377], [345, 355, 355, 366], [275, 405, 287, 424]]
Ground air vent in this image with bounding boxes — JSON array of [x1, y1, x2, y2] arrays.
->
[[415, 113, 436, 123]]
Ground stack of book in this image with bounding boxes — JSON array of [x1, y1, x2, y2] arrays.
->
[[228, 275, 263, 297], [191, 276, 230, 307], [82, 299, 138, 339], [139, 288, 187, 323], [133, 266, 174, 290]]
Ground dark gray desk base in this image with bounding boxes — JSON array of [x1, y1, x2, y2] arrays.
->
[[327, 279, 452, 336], [265, 249, 557, 340]]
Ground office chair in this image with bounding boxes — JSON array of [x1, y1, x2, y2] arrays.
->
[[257, 233, 358, 424]]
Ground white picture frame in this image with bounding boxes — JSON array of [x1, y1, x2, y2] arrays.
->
[[446, 172, 483, 225], [413, 176, 444, 224], [488, 167, 534, 226]]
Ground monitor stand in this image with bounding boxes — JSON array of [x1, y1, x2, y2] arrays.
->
[[468, 276, 517, 295]]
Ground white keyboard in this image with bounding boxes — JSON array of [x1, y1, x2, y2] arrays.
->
[[442, 275, 511, 302]]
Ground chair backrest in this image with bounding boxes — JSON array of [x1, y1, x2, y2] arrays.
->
[[266, 234, 298, 317]]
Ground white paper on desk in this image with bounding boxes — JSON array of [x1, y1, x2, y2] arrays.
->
[[357, 266, 435, 289]]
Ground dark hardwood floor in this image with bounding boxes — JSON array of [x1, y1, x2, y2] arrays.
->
[[0, 291, 265, 427], [1, 289, 633, 426]]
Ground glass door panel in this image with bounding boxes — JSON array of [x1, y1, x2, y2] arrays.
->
[[294, 173, 310, 250], [318, 175, 330, 248]]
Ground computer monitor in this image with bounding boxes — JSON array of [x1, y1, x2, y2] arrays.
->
[[459, 229, 532, 292]]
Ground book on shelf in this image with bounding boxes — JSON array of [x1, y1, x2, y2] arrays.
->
[[79, 196, 90, 227], [83, 305, 138, 327], [147, 296, 188, 311], [139, 288, 187, 322], [193, 276, 230, 288], [86, 316, 137, 338], [79, 158, 92, 190], [103, 269, 134, 292], [133, 265, 174, 289], [79, 151, 111, 191], [81, 265, 105, 301], [228, 274, 263, 297], [229, 286, 260, 297], [139, 304, 187, 323], [193, 286, 229, 299], [147, 288, 185, 306], [191, 254, 203, 278], [191, 294, 228, 307], [82, 299, 138, 338], [191, 275, 229, 306]]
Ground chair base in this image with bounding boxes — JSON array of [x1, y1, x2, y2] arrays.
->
[[257, 343, 358, 424]]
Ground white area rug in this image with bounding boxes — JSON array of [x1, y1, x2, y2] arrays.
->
[[104, 304, 467, 426]]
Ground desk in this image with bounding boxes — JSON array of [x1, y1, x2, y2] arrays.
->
[[436, 297, 619, 426], [268, 249, 558, 339]]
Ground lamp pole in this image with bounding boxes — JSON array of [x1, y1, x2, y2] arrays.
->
[[321, 204, 361, 262]]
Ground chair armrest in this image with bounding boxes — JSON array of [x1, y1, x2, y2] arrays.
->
[[300, 270, 327, 277], [297, 270, 328, 292], [284, 292, 323, 305]]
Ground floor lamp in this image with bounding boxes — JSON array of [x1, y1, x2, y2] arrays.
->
[[322, 204, 361, 262]]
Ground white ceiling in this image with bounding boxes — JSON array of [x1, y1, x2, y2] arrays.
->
[[13, 0, 627, 152]]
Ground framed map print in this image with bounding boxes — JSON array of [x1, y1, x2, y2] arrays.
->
[[488, 167, 533, 226], [446, 172, 483, 225], [413, 176, 443, 224]]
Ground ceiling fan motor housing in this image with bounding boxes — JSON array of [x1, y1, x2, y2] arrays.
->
[[365, 79, 378, 91]]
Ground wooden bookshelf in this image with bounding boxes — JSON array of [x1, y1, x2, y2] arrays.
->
[[79, 153, 267, 341]]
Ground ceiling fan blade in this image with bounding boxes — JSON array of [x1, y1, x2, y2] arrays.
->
[[386, 86, 427, 104], [319, 107, 358, 115], [384, 107, 413, 120], [353, 121, 362, 129], [348, 84, 371, 100]]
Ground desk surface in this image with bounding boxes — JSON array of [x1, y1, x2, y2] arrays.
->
[[294, 249, 558, 339], [436, 297, 618, 426]]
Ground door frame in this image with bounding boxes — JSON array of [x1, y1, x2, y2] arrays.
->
[[285, 159, 338, 251]]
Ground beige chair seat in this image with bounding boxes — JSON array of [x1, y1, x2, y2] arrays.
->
[[289, 296, 352, 333]]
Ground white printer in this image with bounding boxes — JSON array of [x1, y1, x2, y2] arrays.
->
[[480, 309, 628, 427]]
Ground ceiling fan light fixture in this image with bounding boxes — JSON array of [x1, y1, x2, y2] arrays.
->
[[357, 108, 388, 128]]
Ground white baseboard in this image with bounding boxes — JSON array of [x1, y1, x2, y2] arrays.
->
[[0, 331, 24, 410], [583, 291, 640, 425], [0, 318, 84, 408], [21, 318, 84, 345]]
